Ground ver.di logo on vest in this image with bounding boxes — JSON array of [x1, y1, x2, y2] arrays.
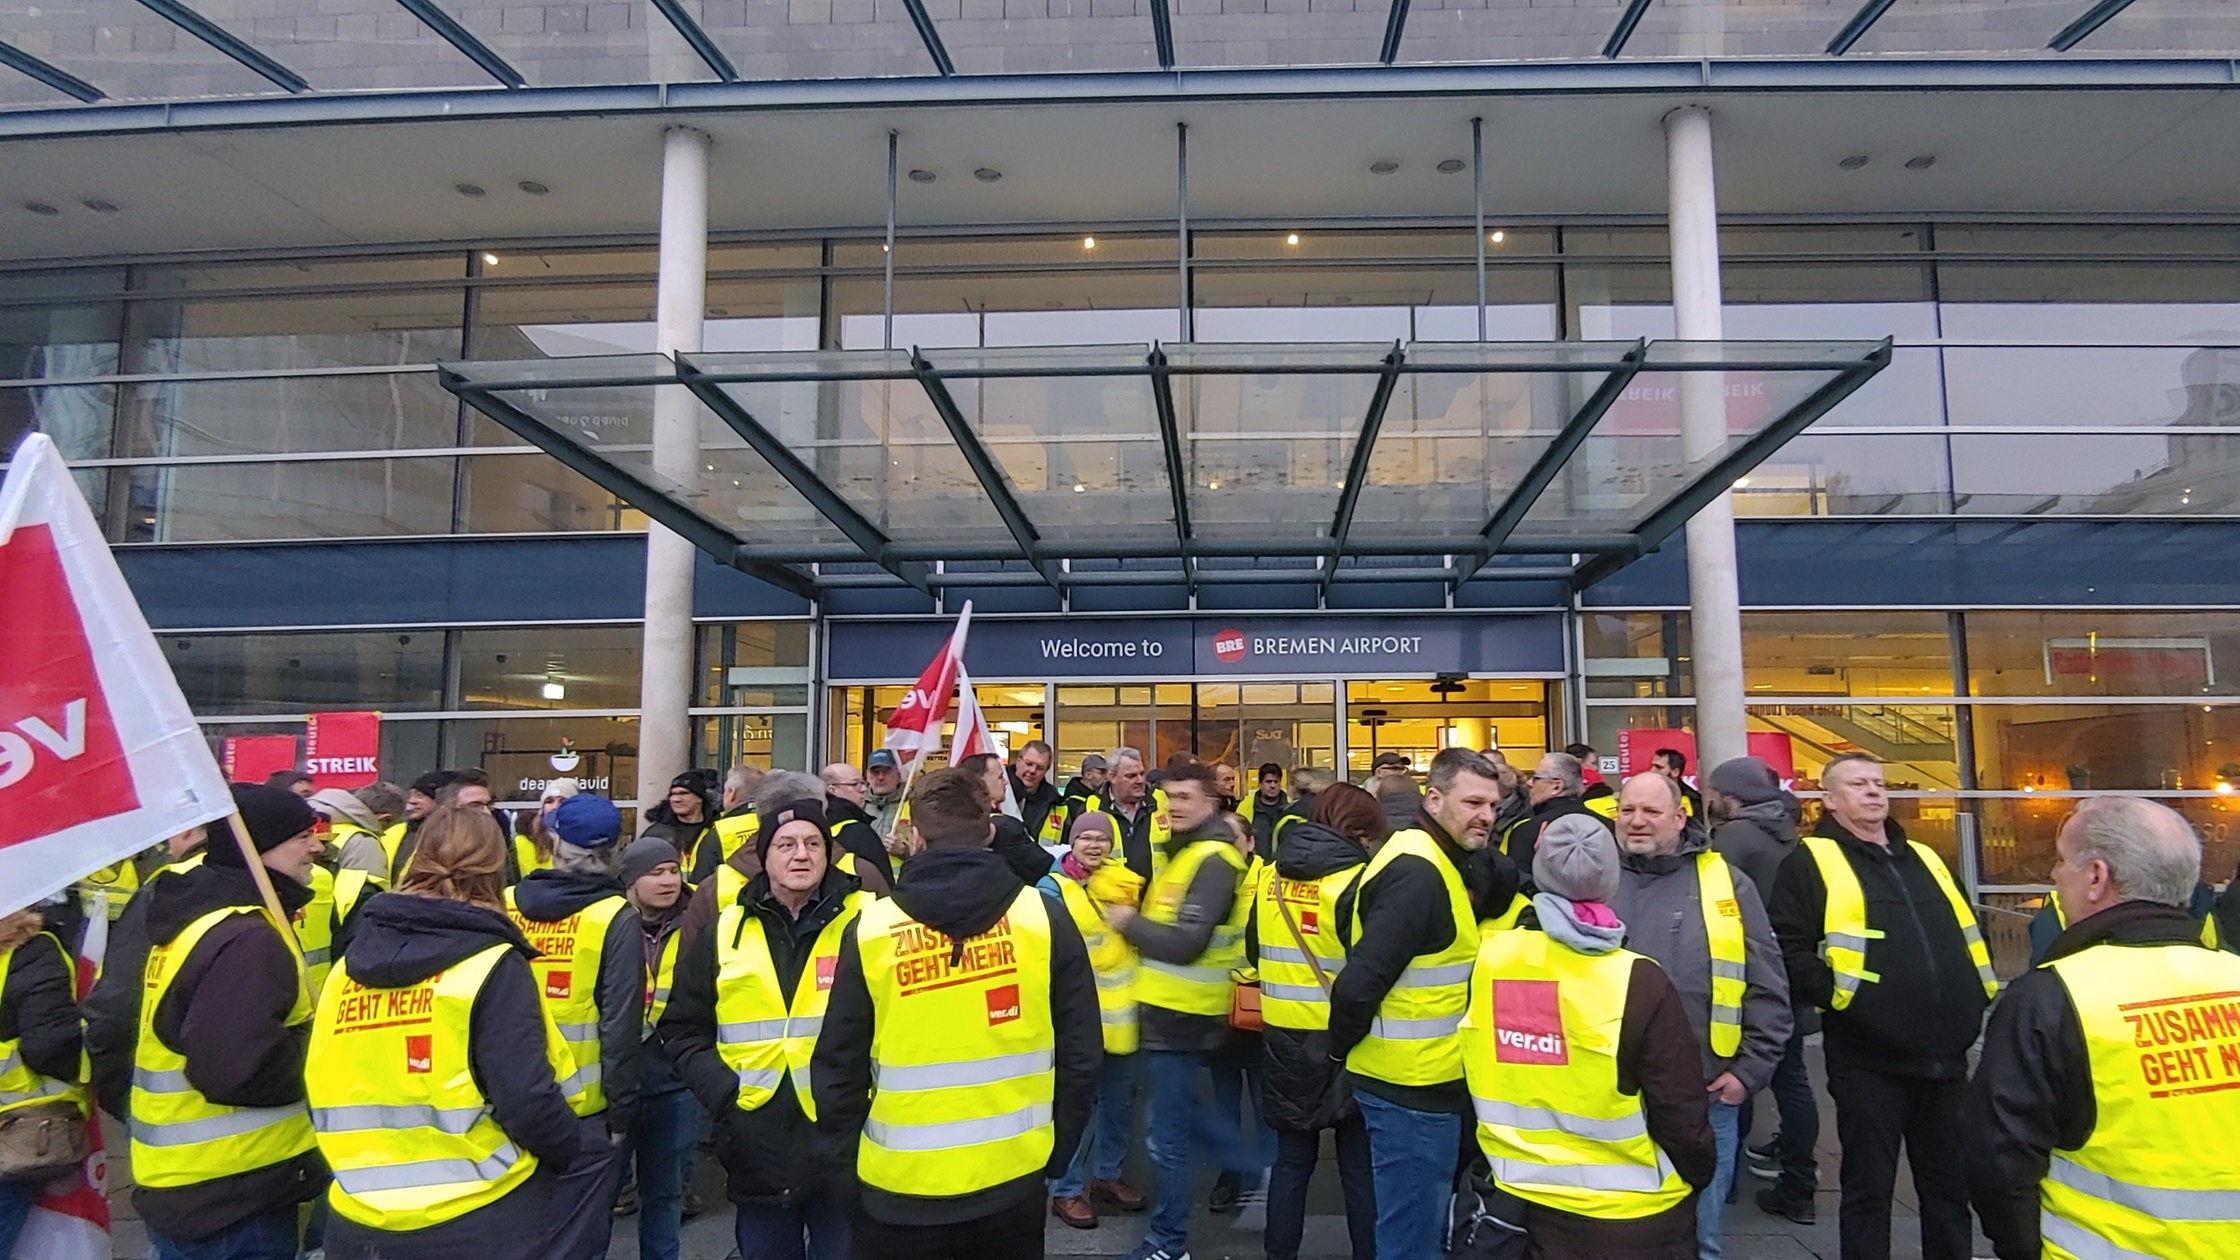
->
[[405, 1034, 433, 1074], [1492, 979, 1569, 1065], [985, 984, 1022, 1026]]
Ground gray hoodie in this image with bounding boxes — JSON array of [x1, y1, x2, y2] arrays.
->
[[1711, 796, 1801, 912], [1609, 821, 1792, 1092]]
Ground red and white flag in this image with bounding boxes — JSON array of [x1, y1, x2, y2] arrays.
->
[[10, 894, 110, 1260], [0, 434, 233, 916], [882, 602, 973, 774], [948, 667, 1020, 818]]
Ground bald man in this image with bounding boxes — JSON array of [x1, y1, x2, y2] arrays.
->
[[822, 761, 894, 884]]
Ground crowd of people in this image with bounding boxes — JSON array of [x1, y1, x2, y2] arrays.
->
[[0, 737, 2235, 1260]]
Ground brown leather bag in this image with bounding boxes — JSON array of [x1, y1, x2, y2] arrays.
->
[[0, 1101, 89, 1183], [1227, 973, 1263, 1033]]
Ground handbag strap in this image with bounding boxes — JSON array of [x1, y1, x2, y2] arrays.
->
[[1274, 886, 1334, 997]]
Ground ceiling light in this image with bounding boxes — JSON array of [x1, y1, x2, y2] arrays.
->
[[455, 182, 487, 197], [1837, 155, 1869, 171], [1072, 482, 1086, 493], [1285, 232, 1300, 246], [2218, 781, 2235, 796], [1489, 230, 1505, 244], [518, 179, 550, 195], [1208, 480, 1221, 490], [482, 253, 500, 266], [908, 169, 936, 184], [23, 202, 58, 217], [974, 168, 1002, 182], [1082, 236, 1097, 250], [1903, 155, 1936, 171], [541, 681, 566, 700], [1436, 158, 1466, 174], [1369, 159, 1399, 175], [1734, 476, 1751, 488], [82, 199, 119, 214]]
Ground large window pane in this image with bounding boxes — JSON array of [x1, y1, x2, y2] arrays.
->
[[457, 626, 643, 711], [699, 713, 811, 775], [129, 288, 464, 371], [1966, 611, 2240, 698], [3, 382, 115, 464], [1346, 679, 1544, 775], [1972, 702, 2240, 792], [1944, 345, 2240, 428], [163, 630, 445, 715], [1737, 432, 1952, 517], [1582, 611, 1690, 700], [1978, 796, 2238, 888], [1751, 704, 1962, 791], [475, 276, 818, 360], [458, 453, 647, 533], [1949, 432, 2239, 515], [1744, 612, 1954, 697], [120, 458, 455, 542], [696, 622, 814, 706], [118, 372, 460, 458], [448, 715, 640, 807], [0, 294, 123, 380]]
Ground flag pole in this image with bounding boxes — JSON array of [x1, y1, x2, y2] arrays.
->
[[225, 811, 302, 952], [876, 602, 973, 847]]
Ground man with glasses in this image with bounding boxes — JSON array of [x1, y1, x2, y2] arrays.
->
[[1502, 752, 1609, 888], [1009, 740, 1068, 844], [823, 761, 894, 884]]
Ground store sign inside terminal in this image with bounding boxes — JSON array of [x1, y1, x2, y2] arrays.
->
[[828, 614, 1564, 682]]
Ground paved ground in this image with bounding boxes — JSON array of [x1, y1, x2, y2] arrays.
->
[[106, 1039, 1992, 1259]]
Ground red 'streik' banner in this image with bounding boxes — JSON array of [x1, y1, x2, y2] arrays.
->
[[0, 435, 233, 916], [222, 735, 299, 787], [1615, 729, 1798, 788], [305, 711, 381, 789]]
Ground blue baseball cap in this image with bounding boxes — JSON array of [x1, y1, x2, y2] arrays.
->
[[551, 793, 623, 849], [866, 750, 899, 771]]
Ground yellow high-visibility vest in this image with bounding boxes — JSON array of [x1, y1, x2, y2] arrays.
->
[[1134, 840, 1248, 1017], [308, 943, 573, 1232], [1695, 852, 1748, 1058], [511, 835, 553, 883], [853, 886, 1057, 1198], [0, 933, 85, 1118], [1462, 928, 1692, 1219], [646, 926, 684, 1038], [2039, 939, 2240, 1260], [1047, 876, 1137, 1053], [1256, 863, 1363, 1031], [297, 866, 380, 998], [1037, 798, 1075, 846], [1085, 792, 1172, 875], [1802, 835, 1997, 1010], [713, 889, 866, 1124], [504, 889, 629, 1115], [131, 906, 316, 1187], [1347, 829, 1480, 1086], [77, 858, 141, 921], [379, 822, 408, 881], [713, 813, 759, 864]]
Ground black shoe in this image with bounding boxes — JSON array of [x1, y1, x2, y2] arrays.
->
[[1747, 1136, 1782, 1161], [1747, 1152, 1782, 1181], [1209, 1169, 1240, 1212], [1756, 1185, 1816, 1225]]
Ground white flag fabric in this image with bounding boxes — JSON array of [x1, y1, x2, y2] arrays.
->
[[0, 434, 233, 916], [948, 668, 1021, 818], [881, 602, 973, 773]]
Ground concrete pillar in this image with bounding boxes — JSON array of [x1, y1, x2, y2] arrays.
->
[[638, 125, 710, 814], [1664, 105, 1748, 773]]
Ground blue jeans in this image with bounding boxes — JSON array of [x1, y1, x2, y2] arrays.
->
[[1356, 1089, 1460, 1260], [148, 1205, 302, 1260], [632, 1085, 704, 1260], [1144, 1048, 1262, 1252], [1698, 1097, 1741, 1259], [0, 1180, 33, 1256], [1210, 1050, 1277, 1169], [732, 1190, 851, 1260], [1054, 1051, 1138, 1199]]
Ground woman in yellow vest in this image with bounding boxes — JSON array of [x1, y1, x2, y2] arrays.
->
[[0, 906, 86, 1253], [1037, 810, 1148, 1229], [1461, 812, 1716, 1259], [616, 836, 700, 1259], [308, 804, 584, 1260], [658, 788, 872, 1260]]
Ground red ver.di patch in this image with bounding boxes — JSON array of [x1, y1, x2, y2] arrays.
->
[[985, 983, 1021, 1026], [1491, 979, 1569, 1065], [0, 523, 139, 849]]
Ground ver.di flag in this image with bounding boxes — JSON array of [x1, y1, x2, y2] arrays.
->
[[881, 601, 973, 774], [947, 666, 1020, 818], [0, 434, 233, 915]]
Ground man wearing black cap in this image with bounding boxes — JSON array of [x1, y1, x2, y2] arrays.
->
[[127, 784, 331, 1260], [382, 768, 493, 884], [641, 771, 718, 874]]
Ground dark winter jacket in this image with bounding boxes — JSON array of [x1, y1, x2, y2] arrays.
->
[[991, 813, 1055, 886], [1119, 823, 1244, 1054], [1966, 899, 2212, 1260], [1090, 794, 1160, 881], [811, 847, 1100, 1228], [1010, 772, 1063, 841], [676, 830, 892, 955], [1768, 816, 1990, 1078], [320, 892, 583, 1260], [509, 869, 643, 1136], [647, 804, 720, 886], [1331, 813, 1504, 1114], [0, 928, 82, 1090], [659, 864, 868, 1205], [1711, 799, 1800, 915], [826, 796, 896, 885], [131, 864, 327, 1243], [1504, 793, 1611, 889], [1245, 821, 1367, 1131], [1244, 789, 1290, 854]]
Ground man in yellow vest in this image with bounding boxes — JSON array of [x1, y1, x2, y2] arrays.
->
[[660, 790, 872, 1258], [1329, 746, 1504, 1259], [810, 767, 1101, 1260], [331, 781, 404, 880], [1095, 747, 1167, 881], [1099, 762, 1260, 1260], [1966, 796, 2240, 1260], [507, 792, 643, 1260], [1608, 773, 1791, 1259], [1768, 753, 1996, 1260], [128, 784, 330, 1260], [83, 824, 208, 1119]]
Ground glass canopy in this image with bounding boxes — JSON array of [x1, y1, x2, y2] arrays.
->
[[441, 338, 1888, 597]]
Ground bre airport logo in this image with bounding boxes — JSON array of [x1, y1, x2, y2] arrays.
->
[[1211, 628, 1249, 664]]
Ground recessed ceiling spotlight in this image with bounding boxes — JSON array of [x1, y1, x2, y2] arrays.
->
[[518, 179, 550, 195], [973, 167, 1002, 182], [482, 252, 500, 266], [455, 182, 487, 197], [1369, 159, 1399, 175], [908, 169, 936, 183], [1904, 154, 1936, 170], [82, 198, 119, 214], [1285, 232, 1300, 246], [1082, 236, 1097, 250], [1837, 155, 1870, 171], [1489, 230, 1506, 244], [24, 201, 59, 217], [1436, 158, 1466, 174]]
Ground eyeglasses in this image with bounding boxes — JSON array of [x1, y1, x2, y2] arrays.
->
[[829, 779, 866, 790], [1529, 774, 1563, 783]]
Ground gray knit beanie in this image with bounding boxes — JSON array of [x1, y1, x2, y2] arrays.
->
[[1534, 815, 1621, 902]]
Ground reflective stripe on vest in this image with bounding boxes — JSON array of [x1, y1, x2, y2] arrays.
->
[[0, 934, 87, 1117], [131, 906, 316, 1187], [2038, 941, 2240, 1260], [1255, 861, 1361, 1031], [1462, 928, 1692, 1220], [713, 891, 866, 1124], [1134, 840, 1248, 1017], [854, 886, 1057, 1198], [505, 889, 629, 1116], [1802, 835, 1996, 1010], [1696, 852, 1748, 1058], [1347, 829, 1479, 1086], [308, 943, 577, 1232], [1047, 877, 1137, 1054]]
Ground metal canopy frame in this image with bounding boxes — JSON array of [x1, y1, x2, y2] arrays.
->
[[441, 338, 1888, 598]]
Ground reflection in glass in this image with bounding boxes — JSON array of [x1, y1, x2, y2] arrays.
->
[[1978, 795, 2240, 888], [1944, 345, 2240, 427], [1972, 702, 2240, 793], [697, 622, 814, 706], [118, 373, 460, 459], [164, 631, 446, 715], [448, 715, 641, 806], [1966, 611, 2240, 698], [131, 290, 463, 372], [1734, 432, 1952, 517], [459, 452, 646, 534], [458, 626, 644, 711], [1950, 432, 2240, 515], [121, 458, 456, 542]]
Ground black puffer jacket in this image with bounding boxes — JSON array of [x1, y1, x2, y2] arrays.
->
[[659, 864, 867, 1206], [1248, 821, 1368, 1131]]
